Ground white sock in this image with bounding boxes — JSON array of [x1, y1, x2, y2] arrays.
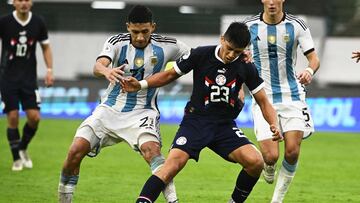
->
[[271, 163, 296, 203], [58, 173, 78, 203], [150, 155, 178, 202]]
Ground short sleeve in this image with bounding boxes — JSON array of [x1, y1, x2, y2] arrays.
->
[[97, 35, 120, 63], [245, 63, 264, 94], [298, 25, 315, 55], [173, 48, 197, 75], [38, 16, 49, 44]]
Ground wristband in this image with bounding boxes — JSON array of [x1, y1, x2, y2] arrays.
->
[[305, 67, 314, 76], [139, 80, 148, 90], [47, 68, 53, 73]]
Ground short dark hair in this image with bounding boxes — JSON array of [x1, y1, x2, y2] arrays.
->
[[127, 5, 153, 23], [223, 22, 250, 48]]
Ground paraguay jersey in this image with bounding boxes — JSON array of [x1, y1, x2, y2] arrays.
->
[[98, 33, 189, 113], [0, 11, 49, 86], [245, 12, 315, 104], [174, 45, 264, 119]]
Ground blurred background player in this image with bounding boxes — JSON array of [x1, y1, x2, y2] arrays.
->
[[57, 5, 189, 203], [245, 0, 320, 202], [121, 22, 281, 203], [352, 51, 360, 63], [0, 0, 54, 171]]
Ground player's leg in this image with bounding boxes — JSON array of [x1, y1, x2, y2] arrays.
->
[[228, 144, 264, 203], [6, 110, 23, 171], [258, 139, 279, 183], [58, 126, 96, 203], [18, 87, 41, 168], [136, 148, 189, 203], [2, 87, 23, 171], [139, 135, 178, 203], [271, 130, 303, 203], [252, 103, 280, 183], [18, 109, 41, 168]]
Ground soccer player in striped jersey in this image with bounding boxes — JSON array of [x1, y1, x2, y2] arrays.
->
[[58, 5, 189, 203], [245, 0, 320, 202]]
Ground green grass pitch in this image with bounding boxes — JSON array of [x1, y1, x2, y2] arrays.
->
[[0, 118, 359, 202]]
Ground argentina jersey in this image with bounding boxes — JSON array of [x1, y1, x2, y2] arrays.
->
[[245, 13, 315, 104], [97, 33, 189, 112]]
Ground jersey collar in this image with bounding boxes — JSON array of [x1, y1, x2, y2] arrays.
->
[[12, 11, 32, 27], [215, 45, 240, 64], [260, 11, 286, 25]]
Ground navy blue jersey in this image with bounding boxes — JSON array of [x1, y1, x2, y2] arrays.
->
[[174, 45, 264, 119], [0, 12, 48, 87]]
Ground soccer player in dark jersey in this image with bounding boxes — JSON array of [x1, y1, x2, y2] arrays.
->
[[121, 22, 282, 203], [0, 0, 54, 171]]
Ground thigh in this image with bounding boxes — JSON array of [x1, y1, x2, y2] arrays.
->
[[19, 86, 40, 111], [1, 85, 20, 113], [171, 115, 213, 162], [252, 103, 281, 141], [228, 144, 263, 169], [278, 101, 314, 139], [209, 120, 253, 162]]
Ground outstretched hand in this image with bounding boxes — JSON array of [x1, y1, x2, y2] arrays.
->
[[352, 51, 360, 63], [105, 64, 126, 84], [270, 124, 283, 141], [119, 77, 141, 92]]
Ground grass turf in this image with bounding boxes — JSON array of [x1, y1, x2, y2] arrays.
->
[[0, 118, 359, 202]]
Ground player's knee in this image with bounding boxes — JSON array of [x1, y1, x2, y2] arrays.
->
[[284, 148, 300, 164], [141, 142, 161, 163], [244, 155, 264, 175], [263, 152, 279, 165], [28, 114, 40, 127]]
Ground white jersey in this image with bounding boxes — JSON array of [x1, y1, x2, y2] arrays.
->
[[98, 33, 189, 112], [245, 12, 315, 104]]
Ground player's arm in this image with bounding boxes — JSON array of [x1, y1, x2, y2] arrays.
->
[[122, 68, 180, 92], [93, 57, 125, 84], [253, 89, 282, 141], [40, 43, 54, 87], [297, 51, 320, 85]]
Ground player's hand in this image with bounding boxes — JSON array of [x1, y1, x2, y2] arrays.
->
[[45, 69, 54, 87], [270, 124, 283, 141], [351, 51, 360, 63], [241, 50, 253, 63], [119, 76, 141, 92], [297, 69, 312, 85], [105, 64, 125, 84]]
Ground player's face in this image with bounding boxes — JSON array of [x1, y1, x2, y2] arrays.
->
[[127, 22, 156, 49], [13, 0, 33, 14], [219, 37, 245, 64], [262, 0, 284, 17]]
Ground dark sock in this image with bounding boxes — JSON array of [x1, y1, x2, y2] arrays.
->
[[19, 123, 37, 150], [7, 128, 21, 161], [136, 175, 166, 203], [231, 169, 259, 203]]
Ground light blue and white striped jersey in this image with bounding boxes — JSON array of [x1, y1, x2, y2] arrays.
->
[[245, 13, 315, 104], [97, 33, 189, 112]]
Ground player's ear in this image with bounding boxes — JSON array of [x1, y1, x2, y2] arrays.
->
[[151, 22, 156, 32], [126, 23, 130, 32]]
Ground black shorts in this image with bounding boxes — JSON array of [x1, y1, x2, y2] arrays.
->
[[0, 83, 40, 113], [171, 114, 253, 162]]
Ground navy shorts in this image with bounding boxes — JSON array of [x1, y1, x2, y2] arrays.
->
[[171, 114, 253, 162], [0, 84, 40, 113]]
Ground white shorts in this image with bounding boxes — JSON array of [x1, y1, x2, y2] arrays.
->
[[74, 105, 161, 156], [252, 100, 314, 141]]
